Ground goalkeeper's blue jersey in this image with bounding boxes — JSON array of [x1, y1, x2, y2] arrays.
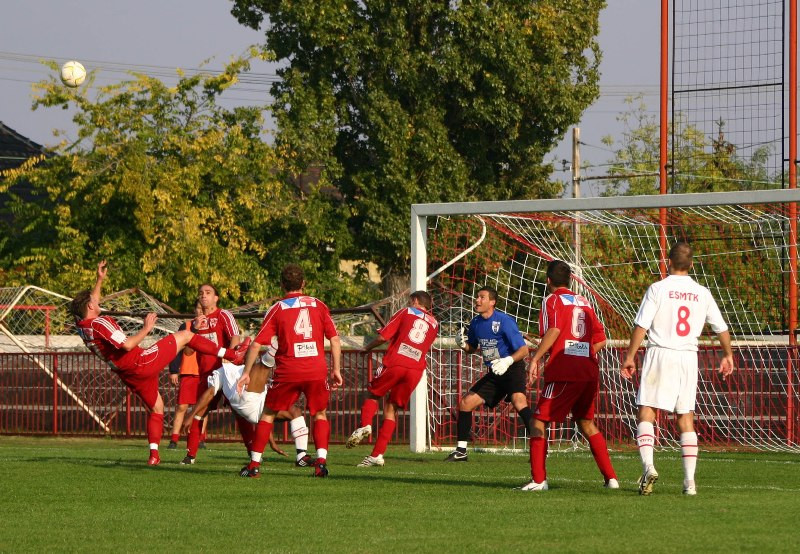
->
[[467, 310, 526, 370]]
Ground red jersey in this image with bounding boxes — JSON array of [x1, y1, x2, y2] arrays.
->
[[254, 293, 338, 382], [539, 287, 606, 382], [192, 308, 239, 375], [76, 316, 142, 371], [379, 306, 439, 371]]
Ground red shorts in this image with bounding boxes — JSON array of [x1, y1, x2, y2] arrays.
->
[[117, 335, 177, 409], [534, 380, 598, 423], [265, 379, 330, 415], [178, 375, 200, 405], [195, 372, 222, 412], [368, 364, 424, 409]]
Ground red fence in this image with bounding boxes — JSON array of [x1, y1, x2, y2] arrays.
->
[[2, 346, 798, 449]]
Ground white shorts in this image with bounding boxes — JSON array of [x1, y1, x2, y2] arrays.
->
[[636, 347, 698, 414], [230, 390, 266, 425]]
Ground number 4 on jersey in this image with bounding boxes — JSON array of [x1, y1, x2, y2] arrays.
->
[[294, 308, 313, 339]]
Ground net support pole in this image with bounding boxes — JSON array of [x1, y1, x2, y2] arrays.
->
[[409, 208, 428, 453], [788, 0, 798, 445], [659, 0, 669, 278]]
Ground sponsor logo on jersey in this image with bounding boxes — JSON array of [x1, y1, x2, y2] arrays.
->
[[559, 294, 590, 307], [398, 343, 422, 361], [491, 320, 501, 333], [564, 340, 590, 357], [280, 296, 318, 309], [293, 341, 319, 358]]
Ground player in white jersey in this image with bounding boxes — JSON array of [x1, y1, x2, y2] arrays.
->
[[183, 350, 311, 466], [621, 242, 734, 496]]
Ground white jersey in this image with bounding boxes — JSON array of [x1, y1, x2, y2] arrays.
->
[[634, 274, 728, 351], [208, 363, 266, 424]]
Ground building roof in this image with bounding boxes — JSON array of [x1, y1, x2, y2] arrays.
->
[[0, 121, 47, 172]]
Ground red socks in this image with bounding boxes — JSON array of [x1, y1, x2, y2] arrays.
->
[[187, 418, 201, 456], [147, 412, 164, 446], [530, 436, 547, 483], [187, 335, 233, 359], [361, 398, 379, 428], [588, 432, 617, 481], [170, 433, 179, 443], [248, 420, 273, 469], [313, 419, 330, 463], [236, 414, 255, 453], [371, 419, 396, 458]]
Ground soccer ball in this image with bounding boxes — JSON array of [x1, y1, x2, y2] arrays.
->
[[60, 61, 86, 88]]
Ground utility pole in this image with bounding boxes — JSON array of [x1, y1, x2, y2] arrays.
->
[[572, 127, 582, 278]]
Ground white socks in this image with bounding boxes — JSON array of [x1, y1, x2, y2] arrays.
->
[[681, 431, 698, 482], [290, 416, 309, 452], [251, 451, 262, 463], [637, 421, 655, 471], [149, 443, 159, 451]]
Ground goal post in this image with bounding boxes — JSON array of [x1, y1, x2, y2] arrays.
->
[[409, 188, 800, 453]]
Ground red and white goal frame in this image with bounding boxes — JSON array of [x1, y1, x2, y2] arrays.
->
[[409, 188, 800, 453]]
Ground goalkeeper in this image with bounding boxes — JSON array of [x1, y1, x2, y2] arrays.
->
[[445, 286, 532, 462]]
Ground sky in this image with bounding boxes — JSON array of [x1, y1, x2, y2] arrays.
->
[[0, 0, 660, 197]]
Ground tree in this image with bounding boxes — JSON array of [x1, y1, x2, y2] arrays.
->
[[231, 0, 604, 278], [600, 96, 779, 196], [0, 52, 371, 309]]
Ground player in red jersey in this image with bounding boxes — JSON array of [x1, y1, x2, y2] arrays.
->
[[70, 261, 250, 465], [345, 291, 439, 467], [237, 264, 342, 478], [181, 283, 243, 465], [518, 259, 618, 491]]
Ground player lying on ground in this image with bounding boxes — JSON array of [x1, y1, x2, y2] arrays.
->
[[621, 242, 734, 496], [520, 260, 618, 491], [182, 351, 312, 469], [345, 291, 439, 467], [70, 261, 250, 465]]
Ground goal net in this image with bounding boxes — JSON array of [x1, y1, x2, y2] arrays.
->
[[410, 189, 800, 453]]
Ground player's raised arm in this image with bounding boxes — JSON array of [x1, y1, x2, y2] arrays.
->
[[621, 325, 648, 379], [90, 260, 108, 305]]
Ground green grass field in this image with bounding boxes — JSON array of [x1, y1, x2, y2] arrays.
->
[[1, 436, 798, 553]]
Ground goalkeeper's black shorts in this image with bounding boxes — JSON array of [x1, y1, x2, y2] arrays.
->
[[469, 360, 527, 408]]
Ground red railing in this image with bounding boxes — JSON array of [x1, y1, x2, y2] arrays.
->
[[1, 347, 798, 449]]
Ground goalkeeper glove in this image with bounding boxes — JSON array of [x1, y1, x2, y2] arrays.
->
[[458, 327, 469, 349], [490, 356, 514, 376]]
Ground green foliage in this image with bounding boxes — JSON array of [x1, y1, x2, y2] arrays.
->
[[231, 0, 604, 274], [0, 53, 375, 310], [601, 96, 782, 196]]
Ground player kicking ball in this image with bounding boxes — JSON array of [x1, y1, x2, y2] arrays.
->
[[345, 291, 439, 467], [181, 350, 312, 474], [520, 260, 618, 491], [621, 242, 733, 496], [71, 261, 250, 465]]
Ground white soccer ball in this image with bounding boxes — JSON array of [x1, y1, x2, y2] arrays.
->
[[60, 60, 86, 88]]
